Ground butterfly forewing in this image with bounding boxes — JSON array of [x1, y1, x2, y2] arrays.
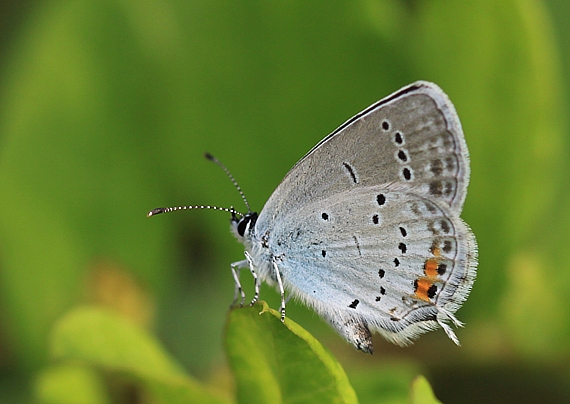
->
[[256, 81, 469, 235]]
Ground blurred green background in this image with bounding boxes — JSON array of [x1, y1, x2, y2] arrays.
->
[[0, 0, 569, 402]]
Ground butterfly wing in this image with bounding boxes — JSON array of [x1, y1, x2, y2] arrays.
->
[[256, 81, 469, 234], [264, 186, 477, 348], [251, 81, 476, 350]]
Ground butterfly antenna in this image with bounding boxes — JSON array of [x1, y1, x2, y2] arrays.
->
[[147, 205, 243, 218], [205, 152, 251, 212]]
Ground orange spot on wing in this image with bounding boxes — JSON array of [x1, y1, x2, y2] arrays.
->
[[414, 278, 434, 302], [424, 258, 439, 279]]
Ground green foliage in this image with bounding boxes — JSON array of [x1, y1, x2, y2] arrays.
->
[[37, 304, 440, 403], [36, 364, 111, 404], [225, 302, 358, 404], [409, 376, 441, 404], [40, 306, 230, 404], [0, 0, 568, 402]]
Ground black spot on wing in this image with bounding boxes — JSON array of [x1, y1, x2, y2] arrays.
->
[[377, 194, 386, 206], [342, 162, 358, 184], [394, 132, 403, 145], [427, 284, 438, 299], [353, 235, 362, 256]]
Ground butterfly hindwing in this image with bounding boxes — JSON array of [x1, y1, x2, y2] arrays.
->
[[264, 186, 476, 346]]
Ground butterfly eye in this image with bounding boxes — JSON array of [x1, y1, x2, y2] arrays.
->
[[237, 212, 258, 237], [237, 218, 247, 236]]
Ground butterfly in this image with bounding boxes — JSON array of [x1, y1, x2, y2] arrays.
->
[[149, 81, 477, 354]]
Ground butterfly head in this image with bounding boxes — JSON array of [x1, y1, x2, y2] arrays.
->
[[231, 211, 258, 242]]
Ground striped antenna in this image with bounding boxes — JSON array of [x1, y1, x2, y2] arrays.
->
[[148, 154, 250, 219], [205, 153, 251, 212], [147, 205, 243, 218]]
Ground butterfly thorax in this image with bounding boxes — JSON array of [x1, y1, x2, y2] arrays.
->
[[231, 211, 278, 285]]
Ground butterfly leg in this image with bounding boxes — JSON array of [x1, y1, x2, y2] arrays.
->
[[271, 257, 286, 322], [244, 251, 260, 306], [230, 259, 248, 307]]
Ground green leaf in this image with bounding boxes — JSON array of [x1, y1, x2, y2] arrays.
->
[[348, 362, 423, 404], [49, 306, 230, 404], [35, 364, 111, 404], [409, 376, 441, 404], [225, 301, 358, 404]]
